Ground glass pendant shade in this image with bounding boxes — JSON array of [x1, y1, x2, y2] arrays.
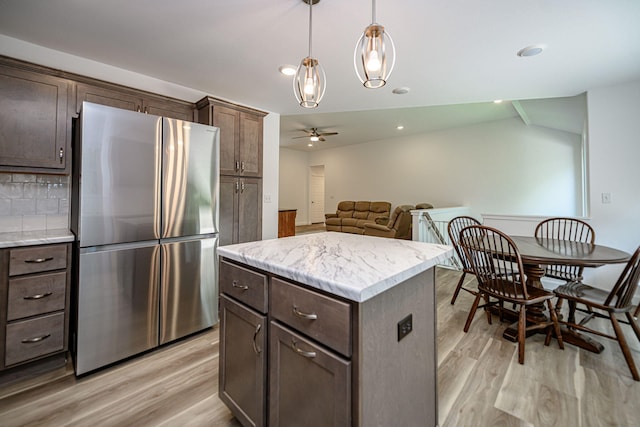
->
[[294, 56, 326, 108], [294, 0, 325, 109], [354, 0, 396, 89]]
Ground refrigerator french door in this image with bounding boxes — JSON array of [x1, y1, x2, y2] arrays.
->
[[73, 102, 219, 375]]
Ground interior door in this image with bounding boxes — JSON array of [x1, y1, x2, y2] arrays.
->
[[309, 166, 325, 224]]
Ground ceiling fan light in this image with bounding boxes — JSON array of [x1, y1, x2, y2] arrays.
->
[[310, 135, 320, 142], [354, 1, 395, 89]]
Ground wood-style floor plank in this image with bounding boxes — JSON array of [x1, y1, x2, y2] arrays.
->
[[1, 267, 638, 426]]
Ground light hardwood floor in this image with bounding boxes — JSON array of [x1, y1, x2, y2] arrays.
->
[[1, 267, 638, 426]]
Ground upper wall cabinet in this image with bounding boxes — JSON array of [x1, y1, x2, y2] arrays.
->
[[75, 83, 194, 121], [0, 62, 70, 174], [196, 97, 266, 177]]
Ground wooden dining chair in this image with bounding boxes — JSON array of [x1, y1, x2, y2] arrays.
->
[[535, 217, 595, 284], [554, 245, 640, 381], [459, 225, 564, 364], [447, 216, 482, 305]]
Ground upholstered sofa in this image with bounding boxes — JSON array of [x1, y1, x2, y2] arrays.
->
[[364, 205, 415, 240], [325, 201, 391, 234]]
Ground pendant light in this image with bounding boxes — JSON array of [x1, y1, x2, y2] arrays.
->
[[354, 0, 396, 88], [294, 0, 326, 108]]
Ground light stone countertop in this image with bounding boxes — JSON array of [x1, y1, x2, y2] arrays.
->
[[217, 232, 453, 302], [0, 229, 75, 248]]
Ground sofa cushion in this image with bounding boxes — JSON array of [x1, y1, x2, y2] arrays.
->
[[326, 217, 342, 226], [342, 218, 359, 227]]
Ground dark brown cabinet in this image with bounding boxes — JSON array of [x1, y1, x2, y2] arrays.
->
[[220, 175, 262, 246], [196, 97, 265, 177], [0, 243, 71, 373], [197, 97, 266, 245], [219, 260, 352, 427], [219, 260, 269, 427], [75, 82, 194, 121], [0, 62, 70, 173], [218, 256, 439, 427]]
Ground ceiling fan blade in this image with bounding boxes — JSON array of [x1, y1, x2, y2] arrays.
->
[[292, 135, 312, 139], [318, 132, 338, 136], [319, 136, 326, 142]]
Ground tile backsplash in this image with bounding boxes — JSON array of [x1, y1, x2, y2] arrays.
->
[[0, 173, 70, 232]]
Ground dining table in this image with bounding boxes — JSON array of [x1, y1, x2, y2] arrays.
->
[[497, 235, 631, 353]]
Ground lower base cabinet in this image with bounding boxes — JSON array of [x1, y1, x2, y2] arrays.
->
[[269, 322, 350, 427], [219, 258, 438, 427], [219, 295, 267, 427]]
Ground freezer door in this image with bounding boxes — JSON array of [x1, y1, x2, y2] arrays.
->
[[162, 119, 219, 238], [160, 236, 218, 344], [75, 243, 160, 375], [78, 102, 161, 247]]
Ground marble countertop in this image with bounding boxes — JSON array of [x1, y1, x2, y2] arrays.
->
[[0, 229, 75, 248], [217, 232, 453, 302]]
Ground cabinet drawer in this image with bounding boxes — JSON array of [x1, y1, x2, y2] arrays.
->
[[7, 272, 67, 321], [5, 312, 65, 366], [271, 278, 351, 357], [220, 259, 268, 313], [269, 321, 351, 427], [9, 244, 68, 276]]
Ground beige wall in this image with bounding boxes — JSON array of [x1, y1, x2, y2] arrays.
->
[[281, 117, 583, 224]]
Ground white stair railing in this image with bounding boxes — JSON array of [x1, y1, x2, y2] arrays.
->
[[411, 206, 476, 269]]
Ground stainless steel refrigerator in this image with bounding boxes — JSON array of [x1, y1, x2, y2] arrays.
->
[[71, 102, 219, 375]]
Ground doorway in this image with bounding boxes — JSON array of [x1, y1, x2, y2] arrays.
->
[[309, 165, 325, 224]]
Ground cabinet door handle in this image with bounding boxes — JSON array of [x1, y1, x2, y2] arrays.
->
[[22, 334, 51, 344], [59, 148, 64, 164], [291, 339, 316, 358], [293, 305, 318, 320], [24, 292, 53, 300], [240, 181, 245, 193], [235, 161, 240, 172], [252, 323, 262, 354], [235, 181, 240, 193], [24, 257, 54, 264], [232, 280, 249, 291], [240, 161, 245, 172]]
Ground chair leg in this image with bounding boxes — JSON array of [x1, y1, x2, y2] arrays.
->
[[484, 294, 492, 325], [610, 314, 640, 381], [463, 293, 483, 333], [518, 305, 526, 364], [568, 300, 577, 324], [555, 296, 565, 319], [450, 271, 467, 305], [545, 299, 564, 349], [625, 312, 640, 343]]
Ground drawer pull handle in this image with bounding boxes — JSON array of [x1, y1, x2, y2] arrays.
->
[[22, 334, 51, 344], [24, 292, 53, 300], [252, 323, 262, 354], [232, 280, 249, 291], [24, 257, 54, 264], [291, 339, 316, 358], [293, 306, 317, 320]]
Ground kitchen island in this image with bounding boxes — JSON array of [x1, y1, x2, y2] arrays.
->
[[217, 232, 452, 427]]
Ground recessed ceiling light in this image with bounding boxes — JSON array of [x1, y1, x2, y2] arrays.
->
[[307, 142, 313, 147], [493, 100, 503, 104], [396, 125, 404, 130], [392, 87, 410, 95], [278, 65, 297, 76], [517, 45, 545, 57]]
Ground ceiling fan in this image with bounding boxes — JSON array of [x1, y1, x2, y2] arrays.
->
[[292, 127, 338, 142]]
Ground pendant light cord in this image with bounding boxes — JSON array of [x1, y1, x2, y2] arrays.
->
[[372, 0, 376, 23], [308, 0, 313, 57]]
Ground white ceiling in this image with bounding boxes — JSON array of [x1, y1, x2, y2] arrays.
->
[[0, 1, 637, 149]]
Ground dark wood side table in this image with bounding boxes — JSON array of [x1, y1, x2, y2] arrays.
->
[[278, 209, 297, 238]]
